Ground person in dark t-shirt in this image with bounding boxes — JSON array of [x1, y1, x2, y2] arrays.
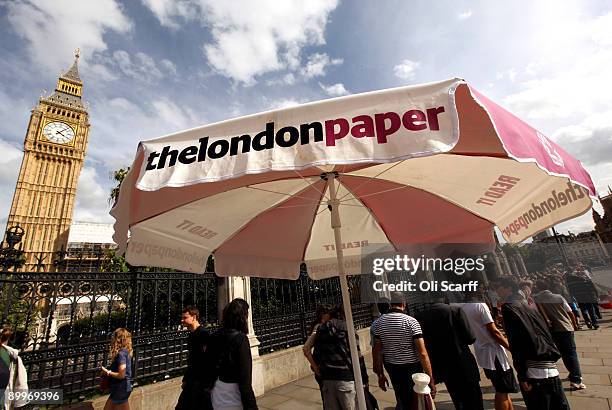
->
[[176, 306, 213, 410]]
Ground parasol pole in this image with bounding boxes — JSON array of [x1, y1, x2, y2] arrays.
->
[[327, 172, 367, 410]]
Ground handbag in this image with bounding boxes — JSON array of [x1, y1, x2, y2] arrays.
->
[[99, 372, 110, 393]]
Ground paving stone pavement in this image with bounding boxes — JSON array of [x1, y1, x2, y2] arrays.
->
[[257, 310, 612, 410]]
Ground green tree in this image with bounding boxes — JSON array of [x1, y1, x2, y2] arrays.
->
[[108, 167, 129, 205]]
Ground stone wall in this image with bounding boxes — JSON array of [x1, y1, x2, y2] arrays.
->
[[61, 327, 371, 410]]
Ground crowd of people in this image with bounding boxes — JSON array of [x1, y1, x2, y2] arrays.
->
[[0, 261, 607, 410], [298, 261, 608, 410]]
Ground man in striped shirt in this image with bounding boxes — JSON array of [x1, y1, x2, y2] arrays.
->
[[372, 294, 434, 410]]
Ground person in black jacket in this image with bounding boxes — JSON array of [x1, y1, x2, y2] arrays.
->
[[495, 278, 570, 410], [176, 306, 213, 410], [566, 271, 599, 329], [211, 298, 258, 410], [415, 295, 483, 410]]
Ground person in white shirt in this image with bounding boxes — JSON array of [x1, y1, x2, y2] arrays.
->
[[456, 292, 517, 410]]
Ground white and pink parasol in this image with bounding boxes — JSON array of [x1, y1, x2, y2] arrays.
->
[[111, 78, 596, 410]]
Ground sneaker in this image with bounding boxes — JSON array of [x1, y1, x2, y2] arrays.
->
[[593, 324, 600, 330], [570, 382, 587, 390]]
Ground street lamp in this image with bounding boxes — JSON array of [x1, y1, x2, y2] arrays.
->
[[0, 225, 26, 272]]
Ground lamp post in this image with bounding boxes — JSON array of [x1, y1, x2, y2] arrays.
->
[[1, 225, 25, 325], [0, 225, 25, 272]]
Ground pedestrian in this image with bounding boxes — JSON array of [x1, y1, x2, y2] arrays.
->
[[415, 294, 483, 410], [518, 281, 535, 306], [101, 328, 133, 410], [176, 306, 214, 410], [495, 278, 570, 410], [457, 293, 518, 410], [313, 305, 371, 410], [566, 271, 600, 329], [210, 298, 258, 410], [533, 280, 586, 390], [303, 304, 332, 396], [1, 326, 28, 410], [372, 292, 435, 410]]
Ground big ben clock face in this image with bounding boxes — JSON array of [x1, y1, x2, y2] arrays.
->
[[43, 121, 75, 144]]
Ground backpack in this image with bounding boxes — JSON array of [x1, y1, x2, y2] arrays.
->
[[504, 302, 561, 362]]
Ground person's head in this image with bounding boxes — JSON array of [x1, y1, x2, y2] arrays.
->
[[535, 279, 550, 293], [222, 299, 249, 334], [314, 304, 332, 325], [389, 291, 406, 311], [181, 306, 200, 330], [233, 298, 250, 318], [495, 278, 520, 300], [110, 328, 133, 359], [1, 326, 12, 345], [329, 305, 345, 320], [519, 280, 533, 296]]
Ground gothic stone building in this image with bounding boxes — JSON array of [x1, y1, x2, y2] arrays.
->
[[5, 51, 90, 272]]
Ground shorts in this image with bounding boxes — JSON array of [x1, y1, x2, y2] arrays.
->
[[110, 387, 132, 404], [484, 358, 519, 394]]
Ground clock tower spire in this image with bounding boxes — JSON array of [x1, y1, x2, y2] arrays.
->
[[5, 50, 91, 272]]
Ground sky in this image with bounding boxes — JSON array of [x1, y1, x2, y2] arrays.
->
[[1, 0, 611, 239]]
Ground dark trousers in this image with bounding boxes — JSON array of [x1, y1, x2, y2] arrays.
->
[[552, 331, 582, 383], [384, 361, 422, 410], [444, 376, 484, 410], [594, 303, 602, 319], [520, 376, 570, 410], [176, 381, 213, 410], [578, 303, 599, 327]]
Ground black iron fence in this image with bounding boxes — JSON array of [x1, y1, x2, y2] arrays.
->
[[0, 272, 218, 402], [0, 271, 375, 402], [251, 274, 373, 354]]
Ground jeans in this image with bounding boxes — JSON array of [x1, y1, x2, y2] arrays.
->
[[444, 376, 484, 410], [321, 380, 356, 410], [520, 376, 570, 410], [552, 331, 582, 383], [578, 303, 599, 327], [383, 361, 422, 410]]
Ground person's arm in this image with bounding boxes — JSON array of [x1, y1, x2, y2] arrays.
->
[[562, 298, 579, 331], [237, 335, 258, 410], [102, 352, 128, 380], [302, 331, 320, 376], [484, 322, 510, 350], [414, 338, 436, 398], [372, 338, 389, 391]]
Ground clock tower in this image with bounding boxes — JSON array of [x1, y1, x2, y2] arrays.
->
[[6, 49, 90, 272]]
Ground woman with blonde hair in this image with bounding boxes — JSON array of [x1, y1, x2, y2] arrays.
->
[[101, 328, 133, 410]]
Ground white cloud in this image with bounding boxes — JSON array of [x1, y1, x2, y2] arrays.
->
[[393, 59, 420, 80], [142, 0, 340, 84], [110, 50, 176, 82], [267, 99, 302, 110], [495, 68, 518, 82], [74, 167, 113, 223], [502, 12, 612, 121], [300, 53, 343, 79], [87, 96, 202, 170], [140, 0, 200, 29], [458, 10, 473, 20], [0, 139, 23, 230], [4, 0, 131, 73], [589, 12, 612, 47], [160, 59, 178, 75], [319, 82, 349, 97]]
